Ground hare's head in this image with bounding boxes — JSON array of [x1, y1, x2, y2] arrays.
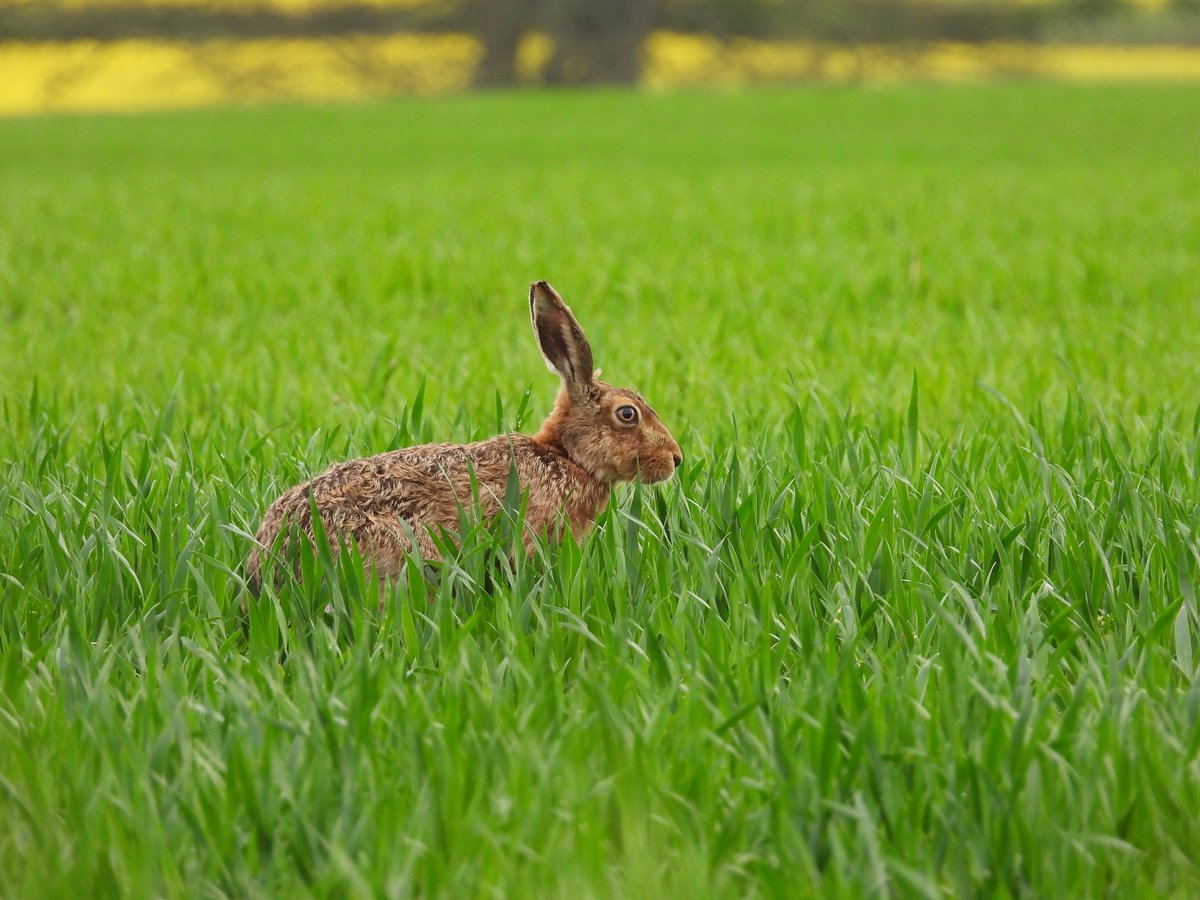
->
[[530, 281, 682, 485]]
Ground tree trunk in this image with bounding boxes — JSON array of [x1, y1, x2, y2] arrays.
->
[[471, 0, 538, 88], [541, 0, 660, 87]]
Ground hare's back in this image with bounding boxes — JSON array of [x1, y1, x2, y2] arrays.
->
[[300, 436, 565, 516], [298, 442, 491, 517]]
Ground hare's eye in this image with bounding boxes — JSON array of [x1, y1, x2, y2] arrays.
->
[[616, 405, 639, 425]]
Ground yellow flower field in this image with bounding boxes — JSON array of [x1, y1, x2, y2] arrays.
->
[[2, 33, 1200, 116], [645, 34, 1200, 88], [0, 35, 479, 115]]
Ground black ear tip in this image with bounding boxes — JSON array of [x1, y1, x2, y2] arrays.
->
[[530, 280, 560, 309]]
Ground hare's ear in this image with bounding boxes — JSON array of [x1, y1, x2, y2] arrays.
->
[[530, 281, 594, 394]]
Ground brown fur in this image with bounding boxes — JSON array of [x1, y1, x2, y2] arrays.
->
[[246, 281, 681, 595]]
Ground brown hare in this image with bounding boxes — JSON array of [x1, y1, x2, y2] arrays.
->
[[246, 281, 682, 595]]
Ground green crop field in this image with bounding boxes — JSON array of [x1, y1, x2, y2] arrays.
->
[[2, 85, 1200, 897]]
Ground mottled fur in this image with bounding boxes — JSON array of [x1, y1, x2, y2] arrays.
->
[[246, 281, 681, 594]]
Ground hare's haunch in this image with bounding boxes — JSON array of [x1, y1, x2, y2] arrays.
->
[[246, 281, 682, 592]]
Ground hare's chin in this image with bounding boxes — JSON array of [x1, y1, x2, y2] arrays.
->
[[639, 466, 676, 485]]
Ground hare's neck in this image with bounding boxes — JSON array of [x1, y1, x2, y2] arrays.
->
[[532, 410, 610, 489], [530, 423, 588, 477], [533, 390, 570, 448], [531, 416, 564, 455], [529, 421, 611, 528]]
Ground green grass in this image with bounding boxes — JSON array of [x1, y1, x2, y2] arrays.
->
[[2, 84, 1200, 897]]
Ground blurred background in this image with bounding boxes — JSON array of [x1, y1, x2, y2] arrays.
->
[[2, 0, 1199, 115]]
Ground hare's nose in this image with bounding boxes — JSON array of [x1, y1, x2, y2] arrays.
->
[[672, 451, 683, 469]]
